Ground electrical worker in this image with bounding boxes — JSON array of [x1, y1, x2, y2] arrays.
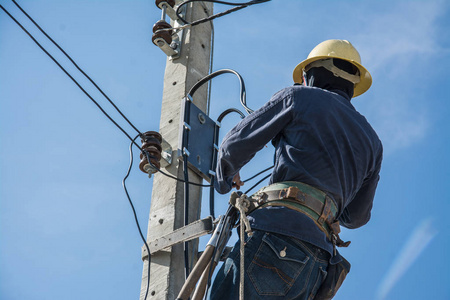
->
[[209, 39, 383, 299]]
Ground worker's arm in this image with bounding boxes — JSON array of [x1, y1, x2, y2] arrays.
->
[[214, 88, 294, 194], [339, 150, 383, 229]]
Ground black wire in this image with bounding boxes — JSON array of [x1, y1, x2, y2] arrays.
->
[[11, 0, 143, 137], [242, 165, 274, 182], [123, 135, 151, 300], [0, 4, 212, 188], [176, 0, 271, 26], [188, 69, 253, 115], [182, 98, 192, 279], [217, 108, 245, 123], [0, 4, 143, 151], [244, 173, 271, 195]]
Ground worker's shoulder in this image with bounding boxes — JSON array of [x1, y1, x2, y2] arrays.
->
[[270, 84, 312, 103], [273, 84, 328, 99]]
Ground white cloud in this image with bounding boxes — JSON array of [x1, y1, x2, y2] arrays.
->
[[356, 1, 445, 73], [375, 218, 437, 300], [353, 0, 447, 154]]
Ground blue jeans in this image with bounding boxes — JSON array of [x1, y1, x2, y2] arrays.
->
[[209, 230, 329, 300]]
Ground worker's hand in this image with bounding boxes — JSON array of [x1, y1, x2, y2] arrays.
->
[[232, 173, 244, 190]]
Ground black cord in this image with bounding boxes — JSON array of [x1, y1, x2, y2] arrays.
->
[[188, 69, 253, 115], [0, 4, 143, 151], [244, 173, 271, 195], [176, 0, 271, 26], [242, 165, 274, 182], [181, 98, 192, 279], [0, 4, 212, 188], [217, 108, 245, 123], [11, 0, 143, 137], [123, 135, 151, 300]]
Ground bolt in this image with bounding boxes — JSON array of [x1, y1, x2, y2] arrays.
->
[[198, 113, 206, 124]]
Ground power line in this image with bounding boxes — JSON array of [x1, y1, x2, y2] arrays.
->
[[0, 4, 213, 187], [123, 136, 152, 300], [11, 0, 143, 137], [0, 4, 142, 151], [176, 0, 271, 26]]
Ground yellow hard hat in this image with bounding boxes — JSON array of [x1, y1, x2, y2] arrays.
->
[[293, 39, 372, 97]]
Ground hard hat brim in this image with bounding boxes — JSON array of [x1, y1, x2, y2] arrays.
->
[[293, 56, 372, 98]]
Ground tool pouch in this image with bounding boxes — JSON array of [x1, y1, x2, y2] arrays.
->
[[314, 255, 351, 300]]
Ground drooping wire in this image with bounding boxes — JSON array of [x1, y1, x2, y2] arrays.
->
[[0, 4, 142, 151], [11, 0, 143, 137], [176, 0, 271, 27], [123, 135, 151, 300], [188, 69, 253, 114], [217, 108, 246, 122], [208, 108, 245, 219]]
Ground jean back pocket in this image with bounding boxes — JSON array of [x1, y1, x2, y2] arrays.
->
[[247, 233, 311, 296]]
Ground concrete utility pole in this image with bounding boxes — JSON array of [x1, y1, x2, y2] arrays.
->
[[140, 1, 213, 299]]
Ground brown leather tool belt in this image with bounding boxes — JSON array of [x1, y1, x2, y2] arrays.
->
[[248, 181, 350, 249]]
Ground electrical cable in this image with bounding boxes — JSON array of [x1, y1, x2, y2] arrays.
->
[[123, 135, 152, 300], [188, 69, 253, 114], [217, 108, 246, 122], [197, 1, 215, 117], [176, 0, 271, 26], [242, 165, 274, 182], [0, 4, 143, 151], [11, 0, 143, 137], [181, 97, 193, 279], [207, 108, 245, 219], [0, 4, 212, 188], [244, 173, 271, 195]]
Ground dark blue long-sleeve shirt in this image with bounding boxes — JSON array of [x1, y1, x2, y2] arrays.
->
[[215, 85, 382, 255]]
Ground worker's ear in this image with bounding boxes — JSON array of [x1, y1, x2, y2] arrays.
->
[[302, 71, 308, 86]]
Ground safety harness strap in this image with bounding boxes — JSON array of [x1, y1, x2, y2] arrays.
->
[[249, 182, 350, 250]]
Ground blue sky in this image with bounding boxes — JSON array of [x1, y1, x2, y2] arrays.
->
[[1, 0, 449, 299]]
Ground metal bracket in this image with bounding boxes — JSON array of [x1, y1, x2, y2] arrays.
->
[[142, 216, 214, 260], [178, 97, 218, 182], [153, 37, 179, 58], [160, 137, 172, 168]]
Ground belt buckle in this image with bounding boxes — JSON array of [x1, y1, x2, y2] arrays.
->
[[281, 186, 305, 203], [286, 186, 298, 199]]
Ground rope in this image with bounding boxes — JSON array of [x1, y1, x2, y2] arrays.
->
[[234, 194, 252, 300]]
